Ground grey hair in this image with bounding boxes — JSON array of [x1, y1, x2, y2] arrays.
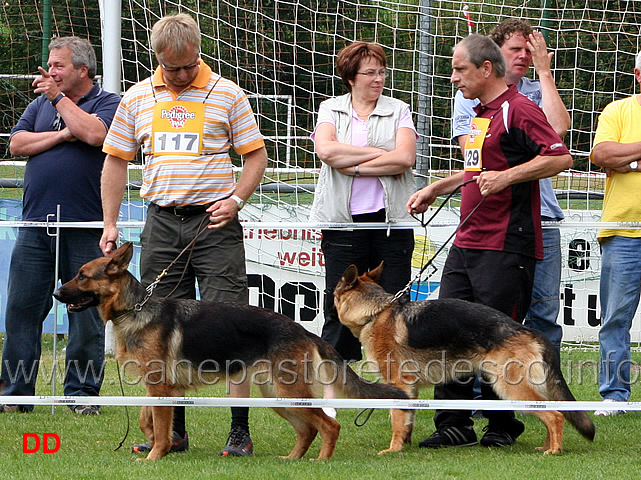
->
[[636, 50, 641, 71], [49, 36, 97, 79], [455, 34, 506, 78]]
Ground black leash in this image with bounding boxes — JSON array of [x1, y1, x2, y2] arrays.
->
[[390, 179, 484, 304], [113, 360, 130, 451]]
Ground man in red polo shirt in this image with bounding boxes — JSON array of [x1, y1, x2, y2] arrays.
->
[[407, 34, 572, 449]]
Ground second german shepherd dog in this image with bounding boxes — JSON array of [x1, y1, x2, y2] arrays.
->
[[53, 242, 408, 461], [334, 263, 595, 455]]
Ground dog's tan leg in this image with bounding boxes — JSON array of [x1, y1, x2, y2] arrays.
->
[[141, 405, 174, 461], [272, 407, 319, 459], [378, 408, 413, 455], [531, 411, 565, 454], [378, 383, 416, 455], [139, 406, 154, 445], [312, 409, 340, 461]]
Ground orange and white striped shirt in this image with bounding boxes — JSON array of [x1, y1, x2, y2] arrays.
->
[[103, 60, 264, 206]]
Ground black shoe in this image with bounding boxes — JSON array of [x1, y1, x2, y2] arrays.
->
[[419, 425, 478, 448], [480, 419, 525, 447], [132, 431, 189, 453], [220, 426, 254, 457]]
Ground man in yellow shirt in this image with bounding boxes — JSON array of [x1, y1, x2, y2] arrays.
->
[[590, 51, 641, 417]]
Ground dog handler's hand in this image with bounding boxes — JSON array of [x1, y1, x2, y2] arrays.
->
[[100, 226, 119, 255], [407, 186, 437, 214], [206, 198, 238, 230]]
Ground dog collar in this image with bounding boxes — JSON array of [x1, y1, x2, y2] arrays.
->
[[111, 309, 135, 325]]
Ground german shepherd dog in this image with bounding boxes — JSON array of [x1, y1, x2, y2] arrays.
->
[[334, 263, 595, 455], [53, 242, 408, 461]]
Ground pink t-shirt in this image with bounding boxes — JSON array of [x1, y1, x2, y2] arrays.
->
[[313, 103, 415, 215]]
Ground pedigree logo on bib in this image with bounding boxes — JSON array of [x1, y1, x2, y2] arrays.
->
[[463, 117, 490, 171], [162, 105, 196, 128], [152, 101, 205, 156]]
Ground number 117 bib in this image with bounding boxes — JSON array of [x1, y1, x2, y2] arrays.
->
[[152, 101, 205, 156]]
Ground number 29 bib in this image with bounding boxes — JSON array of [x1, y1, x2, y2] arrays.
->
[[152, 101, 205, 156], [463, 117, 490, 171]]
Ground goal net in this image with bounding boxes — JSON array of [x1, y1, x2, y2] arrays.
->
[[0, 0, 639, 346]]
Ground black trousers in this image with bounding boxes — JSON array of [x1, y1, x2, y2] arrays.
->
[[433, 246, 536, 430]]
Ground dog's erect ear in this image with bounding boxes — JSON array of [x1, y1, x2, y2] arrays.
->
[[106, 241, 134, 275], [342, 264, 359, 287], [366, 261, 384, 283]]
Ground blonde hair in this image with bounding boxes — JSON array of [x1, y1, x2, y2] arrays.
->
[[151, 13, 201, 58]]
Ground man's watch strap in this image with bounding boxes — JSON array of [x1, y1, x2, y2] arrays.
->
[[51, 93, 66, 107], [230, 194, 245, 210]]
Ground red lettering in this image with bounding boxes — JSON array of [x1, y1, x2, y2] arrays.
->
[[278, 251, 297, 266], [43, 433, 61, 453], [299, 252, 310, 266], [22, 433, 40, 453]]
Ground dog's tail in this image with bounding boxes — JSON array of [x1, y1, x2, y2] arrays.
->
[[543, 346, 595, 442], [313, 336, 409, 401]]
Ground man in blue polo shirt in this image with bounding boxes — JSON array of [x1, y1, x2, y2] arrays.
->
[[0, 37, 120, 414]]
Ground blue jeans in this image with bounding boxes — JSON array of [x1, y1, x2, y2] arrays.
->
[[524, 227, 563, 358], [598, 236, 641, 401], [0, 228, 105, 410]]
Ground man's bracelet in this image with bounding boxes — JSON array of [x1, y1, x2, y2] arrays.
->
[[354, 165, 360, 176], [51, 93, 66, 107]]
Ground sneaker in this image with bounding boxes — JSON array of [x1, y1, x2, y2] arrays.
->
[[220, 426, 254, 457], [418, 425, 478, 448], [70, 405, 100, 415], [0, 404, 26, 413], [132, 431, 189, 454], [322, 407, 337, 419], [480, 419, 525, 447], [594, 399, 627, 417]]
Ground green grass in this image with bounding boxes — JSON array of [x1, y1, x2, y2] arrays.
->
[[0, 337, 639, 479]]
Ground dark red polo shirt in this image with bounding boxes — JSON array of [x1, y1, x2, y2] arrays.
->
[[454, 85, 569, 260]]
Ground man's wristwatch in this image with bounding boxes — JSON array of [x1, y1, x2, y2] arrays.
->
[[230, 194, 245, 210], [51, 93, 66, 107], [631, 161, 638, 171]]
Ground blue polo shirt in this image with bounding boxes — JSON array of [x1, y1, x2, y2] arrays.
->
[[10, 83, 121, 222]]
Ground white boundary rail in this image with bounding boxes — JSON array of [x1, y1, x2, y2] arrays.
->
[[0, 395, 635, 413]]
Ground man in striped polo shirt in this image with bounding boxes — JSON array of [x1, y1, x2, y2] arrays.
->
[[100, 13, 268, 457]]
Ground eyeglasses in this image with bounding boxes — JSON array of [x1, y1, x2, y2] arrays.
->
[[160, 60, 200, 73], [356, 69, 387, 78]]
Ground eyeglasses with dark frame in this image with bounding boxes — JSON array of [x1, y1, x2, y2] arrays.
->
[[160, 60, 200, 73], [356, 69, 387, 78]]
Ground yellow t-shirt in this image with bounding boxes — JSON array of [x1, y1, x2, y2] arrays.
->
[[591, 95, 641, 240]]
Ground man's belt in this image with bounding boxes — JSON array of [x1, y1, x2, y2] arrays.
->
[[153, 203, 213, 217]]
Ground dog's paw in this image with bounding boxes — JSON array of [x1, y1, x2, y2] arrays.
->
[[536, 446, 562, 455], [377, 446, 403, 455]]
